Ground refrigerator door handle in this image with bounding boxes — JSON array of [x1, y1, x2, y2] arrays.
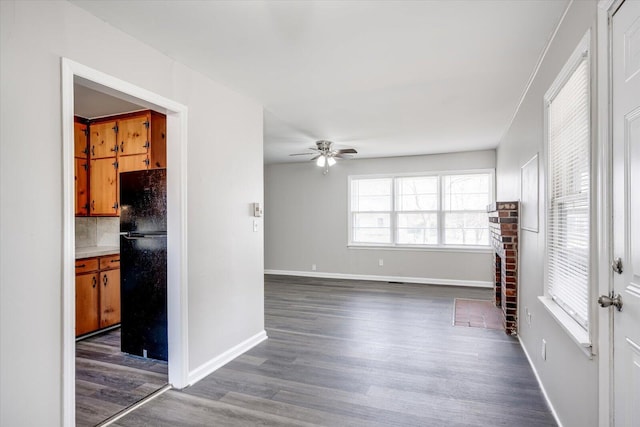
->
[[122, 234, 167, 240]]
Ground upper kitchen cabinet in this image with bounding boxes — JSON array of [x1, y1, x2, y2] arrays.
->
[[74, 117, 90, 216], [118, 114, 148, 156], [90, 157, 119, 216], [118, 111, 166, 171], [89, 120, 118, 159], [75, 158, 89, 216], [74, 110, 167, 217], [74, 117, 89, 157]]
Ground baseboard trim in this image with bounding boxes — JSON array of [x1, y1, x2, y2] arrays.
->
[[264, 269, 492, 288], [518, 336, 564, 427], [187, 330, 268, 386]]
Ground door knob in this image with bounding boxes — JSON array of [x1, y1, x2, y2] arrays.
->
[[598, 292, 623, 311]]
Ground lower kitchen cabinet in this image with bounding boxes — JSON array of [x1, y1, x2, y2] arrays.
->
[[76, 272, 99, 336], [75, 254, 121, 337], [99, 268, 120, 329]]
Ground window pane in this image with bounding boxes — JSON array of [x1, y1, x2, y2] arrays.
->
[[351, 178, 392, 212], [352, 213, 391, 243], [443, 174, 490, 211], [396, 176, 438, 211], [397, 213, 438, 245], [397, 228, 438, 245], [444, 212, 488, 245], [546, 55, 590, 330]]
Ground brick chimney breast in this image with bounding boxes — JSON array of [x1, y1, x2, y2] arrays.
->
[[487, 202, 519, 335]]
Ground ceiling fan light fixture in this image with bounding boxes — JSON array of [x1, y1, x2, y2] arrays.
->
[[327, 156, 336, 167], [316, 155, 326, 167]]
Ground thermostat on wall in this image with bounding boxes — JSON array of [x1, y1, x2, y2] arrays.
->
[[253, 203, 263, 217]]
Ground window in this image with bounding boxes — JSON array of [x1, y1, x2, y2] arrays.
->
[[349, 171, 493, 248], [544, 32, 591, 334], [351, 178, 392, 244], [443, 174, 491, 245]]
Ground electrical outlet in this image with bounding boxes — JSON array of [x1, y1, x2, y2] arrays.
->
[[253, 220, 258, 232], [379, 259, 384, 266], [541, 339, 547, 361], [311, 264, 316, 271], [525, 307, 532, 326]]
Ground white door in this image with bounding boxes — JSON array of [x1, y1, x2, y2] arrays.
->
[[612, 0, 640, 425]]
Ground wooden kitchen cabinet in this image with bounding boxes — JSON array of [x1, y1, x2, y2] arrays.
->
[[118, 153, 149, 174], [74, 118, 89, 157], [89, 120, 118, 159], [74, 117, 90, 216], [118, 111, 166, 172], [77, 110, 166, 217], [99, 269, 120, 329], [117, 114, 149, 156], [89, 157, 118, 215], [76, 272, 99, 336], [75, 254, 121, 337], [75, 157, 89, 216], [88, 118, 119, 216]]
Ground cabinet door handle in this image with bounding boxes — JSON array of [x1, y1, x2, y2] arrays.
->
[[77, 264, 86, 268], [110, 259, 120, 263], [120, 142, 124, 153], [143, 141, 150, 149], [111, 144, 118, 153], [91, 145, 95, 157], [143, 158, 150, 167], [103, 274, 108, 286], [92, 276, 97, 288], [91, 200, 95, 211]]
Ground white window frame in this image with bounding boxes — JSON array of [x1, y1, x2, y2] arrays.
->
[[348, 169, 495, 251], [539, 30, 593, 356]]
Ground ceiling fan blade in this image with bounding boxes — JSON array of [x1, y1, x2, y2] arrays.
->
[[310, 154, 321, 161], [334, 154, 353, 159], [336, 148, 357, 154], [290, 145, 322, 156]]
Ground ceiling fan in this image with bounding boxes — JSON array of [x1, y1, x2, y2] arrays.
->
[[289, 140, 358, 174]]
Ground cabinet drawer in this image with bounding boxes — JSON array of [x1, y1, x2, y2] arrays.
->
[[75, 258, 98, 274], [100, 254, 120, 270]]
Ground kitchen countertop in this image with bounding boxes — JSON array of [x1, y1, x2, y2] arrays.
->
[[76, 246, 120, 259]]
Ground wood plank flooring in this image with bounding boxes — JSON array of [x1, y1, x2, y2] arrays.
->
[[114, 275, 556, 426], [76, 329, 168, 427]]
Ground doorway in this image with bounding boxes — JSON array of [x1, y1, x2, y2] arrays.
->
[[73, 83, 168, 426], [61, 59, 189, 427]]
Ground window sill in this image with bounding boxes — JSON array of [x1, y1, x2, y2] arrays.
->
[[347, 244, 493, 254], [538, 296, 593, 358]]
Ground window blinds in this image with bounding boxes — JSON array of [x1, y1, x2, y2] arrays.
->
[[547, 57, 590, 329]]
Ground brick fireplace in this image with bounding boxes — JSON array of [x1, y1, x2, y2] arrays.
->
[[487, 202, 519, 335]]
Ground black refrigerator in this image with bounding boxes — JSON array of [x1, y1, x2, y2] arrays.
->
[[119, 168, 168, 361]]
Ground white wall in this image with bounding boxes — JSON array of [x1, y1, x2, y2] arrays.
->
[[0, 1, 264, 425], [496, 1, 598, 426], [265, 150, 495, 286]]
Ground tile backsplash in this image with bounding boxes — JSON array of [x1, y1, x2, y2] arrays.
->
[[76, 217, 119, 248]]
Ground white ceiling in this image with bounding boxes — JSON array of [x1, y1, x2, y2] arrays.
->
[[71, 0, 568, 164], [74, 83, 145, 119]]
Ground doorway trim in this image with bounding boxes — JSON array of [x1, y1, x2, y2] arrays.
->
[[61, 58, 189, 427]]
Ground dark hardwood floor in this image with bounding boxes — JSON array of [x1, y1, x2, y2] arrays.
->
[[114, 275, 556, 426], [76, 329, 168, 427]]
